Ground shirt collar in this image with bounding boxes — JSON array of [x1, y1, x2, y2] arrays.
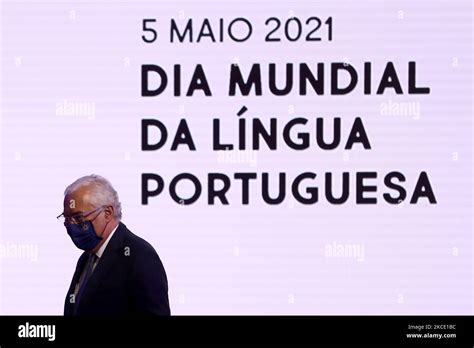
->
[[94, 223, 119, 258]]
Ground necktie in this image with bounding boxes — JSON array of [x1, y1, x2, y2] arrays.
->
[[74, 253, 98, 313]]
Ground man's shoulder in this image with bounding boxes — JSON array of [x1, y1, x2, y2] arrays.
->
[[118, 222, 160, 259], [118, 223, 166, 277]]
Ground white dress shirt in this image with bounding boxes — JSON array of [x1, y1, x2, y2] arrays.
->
[[95, 223, 119, 258]]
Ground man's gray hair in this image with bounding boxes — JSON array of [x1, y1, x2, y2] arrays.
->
[[64, 174, 122, 220]]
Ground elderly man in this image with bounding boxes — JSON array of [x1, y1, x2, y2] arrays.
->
[[58, 174, 170, 316]]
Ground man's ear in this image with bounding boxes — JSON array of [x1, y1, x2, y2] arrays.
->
[[104, 205, 114, 221]]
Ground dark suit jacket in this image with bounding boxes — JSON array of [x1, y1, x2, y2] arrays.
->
[[64, 222, 170, 316]]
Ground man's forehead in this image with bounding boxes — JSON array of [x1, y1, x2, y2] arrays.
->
[[64, 186, 94, 211]]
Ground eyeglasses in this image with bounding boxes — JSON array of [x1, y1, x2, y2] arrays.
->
[[57, 206, 104, 225]]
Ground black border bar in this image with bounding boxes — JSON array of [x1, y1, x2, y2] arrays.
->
[[0, 316, 473, 346]]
